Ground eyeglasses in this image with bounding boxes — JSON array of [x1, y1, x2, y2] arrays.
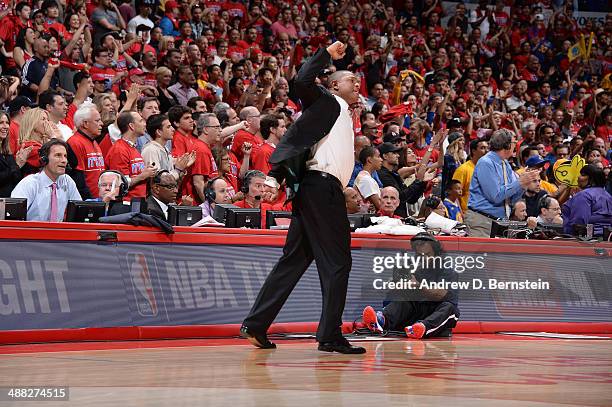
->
[[247, 115, 260, 118], [158, 183, 178, 190], [205, 125, 221, 128]]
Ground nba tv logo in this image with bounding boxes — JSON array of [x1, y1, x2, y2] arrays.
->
[[127, 253, 158, 316]]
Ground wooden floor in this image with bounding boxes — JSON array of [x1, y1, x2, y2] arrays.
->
[[0, 335, 610, 406]]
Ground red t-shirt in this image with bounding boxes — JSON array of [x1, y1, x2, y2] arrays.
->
[[0, 16, 28, 69], [409, 143, 439, 164], [192, 139, 215, 178], [107, 139, 147, 199], [171, 130, 197, 201], [19, 141, 42, 175], [376, 209, 402, 219], [67, 131, 106, 198], [171, 130, 196, 157], [8, 121, 20, 156], [228, 150, 241, 177], [231, 129, 264, 162], [98, 134, 113, 161], [223, 1, 247, 18], [63, 103, 77, 130], [89, 65, 119, 94], [234, 199, 272, 228], [251, 142, 275, 174], [228, 45, 247, 60], [190, 139, 217, 204], [596, 125, 612, 145]]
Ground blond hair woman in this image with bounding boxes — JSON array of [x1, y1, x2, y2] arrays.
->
[[17, 108, 55, 176], [156, 66, 179, 113]]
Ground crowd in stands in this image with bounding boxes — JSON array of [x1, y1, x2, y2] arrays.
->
[[0, 0, 610, 237]]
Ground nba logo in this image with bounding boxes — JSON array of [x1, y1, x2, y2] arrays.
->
[[128, 253, 158, 316]]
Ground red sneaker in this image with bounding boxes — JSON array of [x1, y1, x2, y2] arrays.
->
[[404, 322, 426, 339], [362, 306, 383, 333]]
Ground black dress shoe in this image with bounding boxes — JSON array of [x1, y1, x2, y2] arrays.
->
[[240, 325, 276, 349], [318, 337, 366, 354]]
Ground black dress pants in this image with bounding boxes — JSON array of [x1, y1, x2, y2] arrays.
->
[[383, 301, 460, 338], [243, 171, 351, 343]]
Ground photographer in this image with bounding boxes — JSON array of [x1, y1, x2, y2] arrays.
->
[[363, 233, 459, 339]]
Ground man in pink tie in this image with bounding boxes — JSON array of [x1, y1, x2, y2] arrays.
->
[[11, 140, 82, 221]]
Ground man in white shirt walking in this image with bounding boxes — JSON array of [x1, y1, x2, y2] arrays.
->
[[11, 139, 81, 221], [241, 42, 366, 354]]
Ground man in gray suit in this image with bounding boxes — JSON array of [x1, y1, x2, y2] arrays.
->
[[241, 42, 366, 354]]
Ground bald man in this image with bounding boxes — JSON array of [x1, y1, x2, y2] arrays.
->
[[231, 106, 263, 162], [22, 37, 59, 101], [344, 187, 362, 214], [242, 42, 366, 354], [378, 186, 401, 218]]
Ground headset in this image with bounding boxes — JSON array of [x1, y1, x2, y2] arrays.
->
[[204, 177, 224, 203], [410, 232, 443, 256], [39, 139, 71, 171], [99, 169, 129, 199], [241, 170, 266, 198]]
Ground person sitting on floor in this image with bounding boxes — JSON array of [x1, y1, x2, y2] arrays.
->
[[362, 233, 460, 339]]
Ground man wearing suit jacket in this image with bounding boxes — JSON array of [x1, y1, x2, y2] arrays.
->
[[241, 42, 366, 354], [146, 170, 178, 221]]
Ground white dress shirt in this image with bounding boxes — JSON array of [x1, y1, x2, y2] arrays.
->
[[11, 171, 82, 221], [307, 95, 355, 187]]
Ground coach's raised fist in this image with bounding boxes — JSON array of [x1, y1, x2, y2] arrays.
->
[[326, 42, 346, 60]]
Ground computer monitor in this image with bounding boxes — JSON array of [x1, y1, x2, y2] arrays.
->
[[225, 207, 261, 229], [490, 220, 528, 238], [167, 205, 203, 226], [212, 203, 238, 224], [0, 198, 27, 221], [130, 197, 148, 213], [266, 210, 291, 229], [347, 213, 374, 231], [66, 200, 106, 223]]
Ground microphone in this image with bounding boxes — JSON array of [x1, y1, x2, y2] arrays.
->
[[254, 195, 262, 200]]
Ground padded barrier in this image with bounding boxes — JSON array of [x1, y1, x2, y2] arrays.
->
[[0, 221, 610, 344]]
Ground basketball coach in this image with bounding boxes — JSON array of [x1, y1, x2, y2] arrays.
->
[[241, 42, 366, 354]]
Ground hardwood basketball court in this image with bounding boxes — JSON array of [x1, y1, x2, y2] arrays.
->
[[1, 334, 610, 406]]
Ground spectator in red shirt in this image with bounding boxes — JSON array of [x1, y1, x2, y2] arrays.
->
[[270, 7, 297, 40], [0, 2, 31, 74], [67, 103, 105, 199], [408, 119, 439, 165], [234, 169, 266, 209], [17, 108, 53, 177], [107, 111, 155, 199], [41, 0, 69, 39], [191, 113, 220, 204], [231, 106, 263, 162], [251, 113, 286, 174], [169, 105, 197, 201], [227, 28, 249, 60], [7, 96, 35, 157], [89, 48, 123, 95]]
